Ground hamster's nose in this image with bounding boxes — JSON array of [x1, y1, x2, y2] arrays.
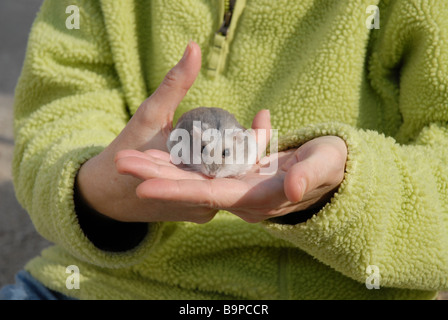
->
[[207, 164, 220, 178]]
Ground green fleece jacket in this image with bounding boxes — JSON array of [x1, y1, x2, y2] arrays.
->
[[12, 0, 448, 299]]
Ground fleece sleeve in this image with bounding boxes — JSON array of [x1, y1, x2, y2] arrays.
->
[[12, 0, 162, 268], [262, 0, 448, 291]]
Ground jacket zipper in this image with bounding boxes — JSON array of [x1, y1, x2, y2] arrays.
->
[[218, 0, 236, 37], [207, 0, 242, 78]]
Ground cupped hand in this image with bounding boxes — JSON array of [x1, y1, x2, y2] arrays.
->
[[118, 135, 348, 223], [76, 41, 215, 223], [76, 40, 275, 224]]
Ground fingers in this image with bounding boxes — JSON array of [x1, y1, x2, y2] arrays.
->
[[283, 160, 311, 203], [115, 150, 204, 181], [251, 109, 271, 160], [283, 138, 347, 203], [144, 149, 172, 162], [136, 178, 248, 209], [252, 109, 271, 132], [282, 142, 333, 203], [114, 149, 174, 167]]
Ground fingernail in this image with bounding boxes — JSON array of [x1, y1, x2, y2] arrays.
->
[[180, 40, 193, 62]]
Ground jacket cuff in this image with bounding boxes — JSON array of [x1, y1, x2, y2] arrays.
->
[[42, 145, 164, 269], [262, 122, 377, 282]]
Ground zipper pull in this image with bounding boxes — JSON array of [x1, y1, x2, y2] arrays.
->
[[218, 0, 236, 36]]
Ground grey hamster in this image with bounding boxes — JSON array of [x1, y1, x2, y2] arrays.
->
[[166, 107, 257, 178]]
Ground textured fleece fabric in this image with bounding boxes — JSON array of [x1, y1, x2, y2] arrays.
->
[[12, 0, 448, 299]]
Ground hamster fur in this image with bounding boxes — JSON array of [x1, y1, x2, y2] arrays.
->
[[166, 107, 257, 178]]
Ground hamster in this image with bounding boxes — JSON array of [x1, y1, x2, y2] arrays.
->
[[166, 107, 257, 178]]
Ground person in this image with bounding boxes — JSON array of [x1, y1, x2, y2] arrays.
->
[[1, 0, 447, 300]]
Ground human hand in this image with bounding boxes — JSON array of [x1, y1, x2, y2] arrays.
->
[[119, 135, 347, 223], [75, 41, 210, 222], [114, 108, 272, 223]]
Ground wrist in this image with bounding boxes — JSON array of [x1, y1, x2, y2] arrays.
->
[[75, 155, 105, 215], [269, 185, 339, 225], [76, 151, 132, 220], [74, 158, 148, 252]]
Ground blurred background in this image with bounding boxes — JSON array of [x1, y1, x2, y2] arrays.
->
[[0, 0, 51, 288], [0, 0, 447, 300]]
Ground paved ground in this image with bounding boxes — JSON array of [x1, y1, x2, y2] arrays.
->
[[0, 0, 51, 288], [0, 0, 447, 300], [0, 96, 52, 288]]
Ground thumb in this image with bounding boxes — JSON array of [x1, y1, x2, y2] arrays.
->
[[283, 159, 314, 203], [148, 41, 202, 114], [122, 41, 202, 150], [132, 41, 202, 130]]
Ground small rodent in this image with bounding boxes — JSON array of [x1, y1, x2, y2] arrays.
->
[[166, 107, 257, 178]]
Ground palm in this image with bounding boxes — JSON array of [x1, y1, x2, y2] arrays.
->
[[116, 145, 341, 223]]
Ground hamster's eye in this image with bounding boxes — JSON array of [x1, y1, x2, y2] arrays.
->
[[222, 148, 230, 158]]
